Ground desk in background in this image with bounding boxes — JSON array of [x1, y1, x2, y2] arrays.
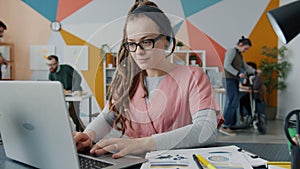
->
[[65, 92, 93, 122], [214, 88, 226, 112], [214, 87, 259, 126], [65, 92, 93, 131]]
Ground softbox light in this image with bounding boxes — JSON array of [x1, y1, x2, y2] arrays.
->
[[267, 1, 300, 44]]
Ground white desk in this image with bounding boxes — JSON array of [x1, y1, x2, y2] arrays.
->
[[214, 88, 226, 112], [215, 88, 258, 126], [65, 92, 93, 123]]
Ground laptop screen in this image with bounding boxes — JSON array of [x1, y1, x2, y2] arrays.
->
[[0, 81, 80, 169], [0, 81, 146, 169]]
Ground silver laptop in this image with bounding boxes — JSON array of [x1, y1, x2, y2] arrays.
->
[[0, 81, 146, 169]]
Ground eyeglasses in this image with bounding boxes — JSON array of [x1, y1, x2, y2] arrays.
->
[[46, 62, 57, 67], [123, 34, 163, 52]]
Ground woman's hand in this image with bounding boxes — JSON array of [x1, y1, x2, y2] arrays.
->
[[90, 137, 156, 159], [73, 131, 93, 152]]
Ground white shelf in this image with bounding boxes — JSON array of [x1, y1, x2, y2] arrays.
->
[[103, 52, 117, 105], [168, 50, 206, 69]]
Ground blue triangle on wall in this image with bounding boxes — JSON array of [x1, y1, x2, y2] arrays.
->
[[173, 21, 183, 35], [22, 0, 59, 21], [181, 0, 222, 18]]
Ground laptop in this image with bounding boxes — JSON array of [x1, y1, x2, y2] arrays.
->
[[0, 81, 147, 169]]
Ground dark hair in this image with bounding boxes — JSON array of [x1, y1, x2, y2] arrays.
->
[[129, 6, 175, 45], [107, 1, 175, 135], [247, 61, 257, 69], [237, 36, 252, 46], [47, 55, 59, 62], [0, 21, 7, 30]]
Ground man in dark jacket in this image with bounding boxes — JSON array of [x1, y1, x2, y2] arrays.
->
[[47, 55, 85, 131]]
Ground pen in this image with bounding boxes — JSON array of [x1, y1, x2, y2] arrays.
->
[[195, 154, 217, 169], [193, 154, 203, 169]]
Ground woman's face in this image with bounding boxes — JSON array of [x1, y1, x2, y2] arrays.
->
[[125, 16, 167, 70]]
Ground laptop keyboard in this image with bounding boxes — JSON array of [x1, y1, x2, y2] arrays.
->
[[79, 155, 113, 169]]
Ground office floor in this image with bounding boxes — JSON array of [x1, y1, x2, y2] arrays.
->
[[217, 119, 287, 144]]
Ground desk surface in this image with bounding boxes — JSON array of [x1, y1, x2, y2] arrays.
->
[[0, 142, 290, 169], [214, 142, 290, 162]]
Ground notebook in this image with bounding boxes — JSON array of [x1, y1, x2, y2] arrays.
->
[[0, 81, 147, 169]]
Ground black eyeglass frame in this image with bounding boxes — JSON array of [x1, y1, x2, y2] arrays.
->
[[123, 34, 163, 52]]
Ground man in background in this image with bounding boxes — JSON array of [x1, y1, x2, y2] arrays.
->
[[220, 36, 261, 136], [46, 55, 85, 131], [0, 20, 8, 80], [0, 20, 7, 40]]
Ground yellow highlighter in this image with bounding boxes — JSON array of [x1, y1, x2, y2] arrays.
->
[[195, 154, 217, 169], [266, 161, 291, 169]]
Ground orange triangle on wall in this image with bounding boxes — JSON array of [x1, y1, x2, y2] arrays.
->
[[245, 0, 279, 107], [60, 29, 105, 108], [60, 29, 86, 45], [245, 0, 279, 63]]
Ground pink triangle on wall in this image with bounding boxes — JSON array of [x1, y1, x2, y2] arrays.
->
[[186, 20, 225, 69], [56, 0, 92, 21]]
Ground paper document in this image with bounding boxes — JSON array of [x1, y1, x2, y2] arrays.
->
[[141, 145, 258, 169]]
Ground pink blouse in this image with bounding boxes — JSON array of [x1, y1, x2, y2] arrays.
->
[[125, 65, 220, 138]]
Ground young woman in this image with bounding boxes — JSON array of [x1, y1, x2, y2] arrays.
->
[[74, 1, 221, 158]]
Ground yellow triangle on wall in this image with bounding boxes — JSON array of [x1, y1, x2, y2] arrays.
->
[[60, 29, 105, 108]]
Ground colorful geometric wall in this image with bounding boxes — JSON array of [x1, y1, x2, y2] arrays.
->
[[3, 0, 279, 108]]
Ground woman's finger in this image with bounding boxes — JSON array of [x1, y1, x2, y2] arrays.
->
[[95, 143, 119, 154], [112, 147, 127, 159]]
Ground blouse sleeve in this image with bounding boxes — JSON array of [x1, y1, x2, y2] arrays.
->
[[188, 67, 220, 114], [152, 109, 217, 150], [84, 106, 114, 142]]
